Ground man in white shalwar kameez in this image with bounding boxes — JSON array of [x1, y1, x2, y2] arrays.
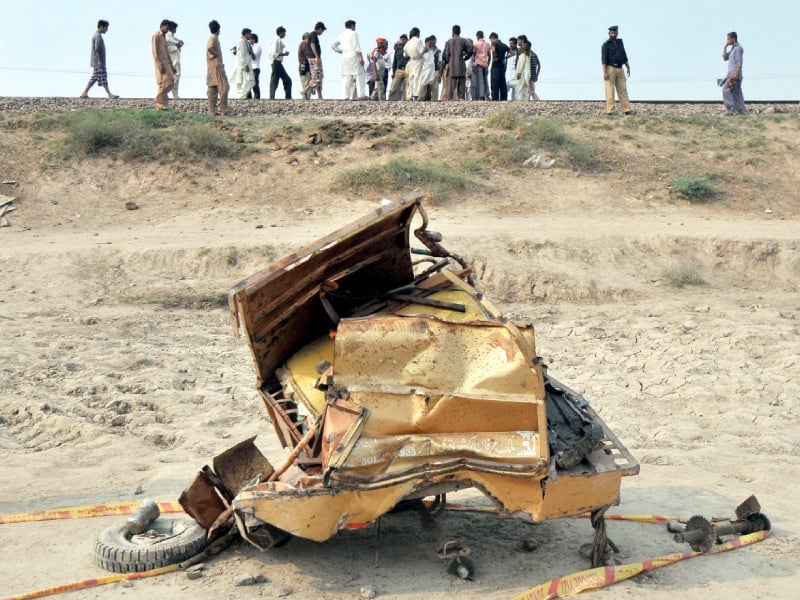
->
[[231, 28, 255, 99], [418, 36, 438, 101], [403, 27, 426, 100], [331, 20, 365, 99]]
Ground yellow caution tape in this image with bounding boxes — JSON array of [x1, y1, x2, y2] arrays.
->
[[0, 500, 769, 600], [604, 513, 684, 524], [513, 529, 770, 600], [2, 564, 180, 600], [0, 502, 183, 525]]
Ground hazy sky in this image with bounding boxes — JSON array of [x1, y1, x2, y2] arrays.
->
[[1, 0, 797, 101]]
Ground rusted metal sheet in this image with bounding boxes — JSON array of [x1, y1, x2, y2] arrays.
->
[[229, 195, 423, 388], [178, 470, 227, 530]]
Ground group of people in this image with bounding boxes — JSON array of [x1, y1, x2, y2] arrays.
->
[[79, 19, 746, 115], [304, 22, 543, 102]]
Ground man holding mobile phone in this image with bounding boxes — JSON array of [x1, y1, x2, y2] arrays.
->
[[719, 31, 745, 114]]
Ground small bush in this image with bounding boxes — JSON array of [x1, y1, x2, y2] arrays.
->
[[565, 141, 603, 172], [671, 176, 719, 202], [524, 117, 570, 149], [484, 108, 524, 130], [55, 109, 236, 162], [337, 157, 471, 200], [662, 262, 705, 288], [483, 115, 605, 173]]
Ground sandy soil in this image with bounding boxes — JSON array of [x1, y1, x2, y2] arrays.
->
[[1, 112, 799, 599]]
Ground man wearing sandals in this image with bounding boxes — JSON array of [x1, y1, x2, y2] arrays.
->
[[79, 20, 119, 99]]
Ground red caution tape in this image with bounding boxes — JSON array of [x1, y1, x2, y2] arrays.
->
[[2, 563, 180, 600], [0, 502, 183, 525], [512, 529, 770, 600]]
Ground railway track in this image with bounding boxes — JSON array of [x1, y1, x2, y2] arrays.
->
[[0, 96, 797, 118]]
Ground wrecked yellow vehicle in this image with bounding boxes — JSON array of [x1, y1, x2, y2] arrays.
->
[[180, 196, 638, 574]]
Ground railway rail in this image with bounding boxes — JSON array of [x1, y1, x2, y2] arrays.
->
[[0, 97, 797, 118]]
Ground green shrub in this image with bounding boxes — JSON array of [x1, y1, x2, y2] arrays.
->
[[337, 157, 471, 200], [565, 141, 602, 172], [671, 175, 719, 202], [662, 262, 705, 287], [54, 109, 236, 162], [484, 108, 525, 130], [483, 114, 605, 172], [526, 118, 570, 148]]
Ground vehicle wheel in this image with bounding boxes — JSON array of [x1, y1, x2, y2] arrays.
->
[[94, 517, 207, 573]]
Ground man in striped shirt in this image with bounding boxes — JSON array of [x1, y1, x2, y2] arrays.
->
[[528, 45, 541, 101]]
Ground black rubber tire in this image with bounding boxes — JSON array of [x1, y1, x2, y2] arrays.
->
[[94, 517, 207, 573]]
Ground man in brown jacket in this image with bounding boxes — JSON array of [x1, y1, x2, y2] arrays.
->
[[441, 25, 472, 100], [152, 19, 175, 110], [206, 20, 230, 115]]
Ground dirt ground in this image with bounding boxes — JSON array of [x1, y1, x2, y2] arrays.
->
[[1, 109, 799, 599]]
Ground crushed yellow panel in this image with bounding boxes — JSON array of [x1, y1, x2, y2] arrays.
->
[[334, 315, 544, 400], [280, 335, 333, 418], [234, 481, 414, 541]]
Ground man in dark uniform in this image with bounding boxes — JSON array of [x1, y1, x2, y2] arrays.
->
[[488, 32, 509, 101], [601, 25, 632, 115]]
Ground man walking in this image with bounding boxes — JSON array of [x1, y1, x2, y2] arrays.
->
[[601, 25, 631, 115], [298, 33, 312, 99], [248, 33, 262, 99], [719, 31, 745, 114], [231, 28, 255, 99], [302, 22, 326, 99], [331, 20, 366, 100], [79, 20, 119, 99], [268, 27, 292, 99], [151, 19, 175, 110], [206, 20, 229, 115], [165, 21, 183, 99]]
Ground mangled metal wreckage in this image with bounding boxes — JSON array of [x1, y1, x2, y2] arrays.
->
[[180, 195, 639, 572]]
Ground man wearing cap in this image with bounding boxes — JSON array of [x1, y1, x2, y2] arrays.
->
[[367, 38, 389, 100], [302, 22, 326, 99], [601, 25, 632, 115], [719, 32, 745, 114]]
